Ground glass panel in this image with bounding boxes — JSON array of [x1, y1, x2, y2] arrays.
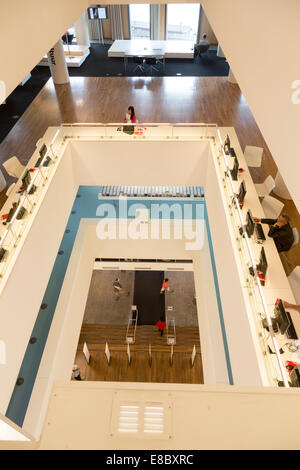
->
[[167, 3, 200, 41], [129, 4, 150, 40]]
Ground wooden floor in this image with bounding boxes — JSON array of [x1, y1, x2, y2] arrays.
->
[[76, 324, 203, 384], [0, 76, 298, 273]]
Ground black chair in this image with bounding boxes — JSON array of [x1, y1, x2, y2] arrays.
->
[[145, 57, 159, 75], [194, 43, 210, 58], [133, 56, 145, 74], [62, 33, 74, 45]]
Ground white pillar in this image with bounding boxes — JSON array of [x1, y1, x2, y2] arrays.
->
[[217, 44, 225, 58], [150, 5, 160, 40], [47, 40, 69, 85], [74, 11, 90, 47], [228, 67, 238, 84]]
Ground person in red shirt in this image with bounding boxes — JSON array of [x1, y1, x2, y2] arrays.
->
[[156, 317, 166, 336], [160, 278, 170, 294]]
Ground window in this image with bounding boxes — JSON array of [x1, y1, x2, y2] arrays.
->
[[166, 3, 201, 42], [129, 4, 150, 39]]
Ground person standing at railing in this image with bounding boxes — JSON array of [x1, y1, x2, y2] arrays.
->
[[124, 106, 137, 124], [122, 106, 137, 135]]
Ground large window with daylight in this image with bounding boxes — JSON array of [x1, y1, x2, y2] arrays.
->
[[166, 3, 201, 41], [129, 4, 150, 39]]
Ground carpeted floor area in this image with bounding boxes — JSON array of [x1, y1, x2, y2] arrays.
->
[[133, 271, 165, 325], [0, 43, 228, 144], [68, 43, 229, 78]]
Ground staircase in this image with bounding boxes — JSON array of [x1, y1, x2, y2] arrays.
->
[[78, 324, 201, 353]]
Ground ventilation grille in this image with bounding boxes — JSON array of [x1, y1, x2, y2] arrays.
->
[[110, 393, 172, 440], [118, 402, 165, 435]]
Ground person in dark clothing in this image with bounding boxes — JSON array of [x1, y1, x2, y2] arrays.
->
[[253, 213, 294, 252], [113, 277, 129, 301]]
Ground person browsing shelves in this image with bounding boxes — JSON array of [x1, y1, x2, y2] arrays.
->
[[253, 213, 294, 253]]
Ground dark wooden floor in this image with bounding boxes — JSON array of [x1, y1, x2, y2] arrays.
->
[[75, 350, 203, 384], [75, 324, 203, 384], [0, 76, 298, 274], [0, 76, 277, 179]]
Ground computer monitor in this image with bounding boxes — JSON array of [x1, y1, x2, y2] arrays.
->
[[274, 299, 291, 335], [237, 181, 246, 205], [256, 246, 268, 284], [39, 144, 47, 158], [21, 170, 31, 191], [290, 365, 300, 387], [0, 248, 7, 262], [224, 135, 230, 155], [88, 6, 107, 20], [6, 202, 18, 224], [245, 210, 255, 238], [230, 156, 239, 181]]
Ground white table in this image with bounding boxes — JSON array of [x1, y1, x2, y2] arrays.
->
[[108, 40, 195, 59], [39, 45, 90, 68]]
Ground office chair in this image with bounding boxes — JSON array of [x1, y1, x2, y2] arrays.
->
[[254, 175, 275, 198], [145, 57, 159, 75], [261, 195, 284, 219], [62, 33, 74, 45], [291, 228, 299, 248], [244, 145, 263, 168], [6, 182, 16, 197], [3, 156, 25, 179], [194, 43, 210, 58], [288, 266, 300, 304], [0, 169, 6, 192], [281, 227, 299, 269], [133, 56, 145, 74]]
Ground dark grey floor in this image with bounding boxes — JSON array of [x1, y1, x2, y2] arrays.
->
[[83, 269, 198, 327], [83, 270, 135, 324], [164, 271, 198, 327]]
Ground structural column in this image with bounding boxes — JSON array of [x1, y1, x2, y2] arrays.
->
[[150, 5, 161, 40], [47, 40, 69, 85], [228, 67, 238, 84], [74, 10, 90, 47], [217, 44, 225, 58]]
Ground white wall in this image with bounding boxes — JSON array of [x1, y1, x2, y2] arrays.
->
[[38, 380, 300, 450], [193, 225, 229, 385], [201, 0, 300, 210], [0, 0, 88, 98], [0, 143, 77, 414], [69, 140, 210, 186]]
